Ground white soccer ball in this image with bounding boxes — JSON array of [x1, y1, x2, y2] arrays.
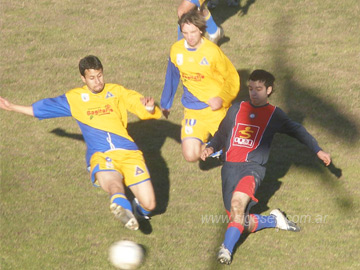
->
[[109, 240, 144, 270]]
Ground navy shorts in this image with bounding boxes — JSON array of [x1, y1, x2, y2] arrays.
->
[[221, 162, 266, 213]]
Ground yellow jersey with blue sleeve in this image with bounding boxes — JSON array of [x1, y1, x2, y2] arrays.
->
[[186, 0, 206, 7], [32, 83, 161, 167], [161, 38, 240, 110]]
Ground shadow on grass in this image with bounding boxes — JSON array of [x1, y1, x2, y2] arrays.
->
[[50, 119, 181, 220], [207, 0, 257, 47]]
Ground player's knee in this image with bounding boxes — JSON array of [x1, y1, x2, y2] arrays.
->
[[183, 152, 199, 162], [177, 1, 194, 18], [141, 198, 156, 211], [230, 200, 246, 223], [182, 145, 201, 162]]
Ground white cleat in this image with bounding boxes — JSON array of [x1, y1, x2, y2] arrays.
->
[[217, 244, 232, 265], [209, 26, 224, 45], [270, 209, 300, 232], [110, 203, 139, 231]]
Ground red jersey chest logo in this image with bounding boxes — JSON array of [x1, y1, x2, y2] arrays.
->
[[233, 124, 260, 148]]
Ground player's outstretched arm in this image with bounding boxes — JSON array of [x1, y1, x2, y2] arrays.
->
[[317, 150, 331, 166], [0, 96, 34, 116], [200, 147, 214, 161]]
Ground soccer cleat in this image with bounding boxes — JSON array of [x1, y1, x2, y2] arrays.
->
[[132, 198, 150, 222], [209, 26, 224, 44], [270, 209, 300, 232], [110, 203, 139, 231], [217, 244, 232, 265]]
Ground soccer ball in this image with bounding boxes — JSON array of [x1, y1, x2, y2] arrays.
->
[[109, 240, 144, 270]]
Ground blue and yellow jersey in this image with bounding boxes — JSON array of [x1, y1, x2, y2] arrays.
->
[[32, 83, 161, 166], [186, 0, 206, 7], [161, 38, 240, 110]]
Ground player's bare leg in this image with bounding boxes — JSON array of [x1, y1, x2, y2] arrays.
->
[[177, 0, 196, 18], [218, 192, 250, 265], [97, 171, 139, 230], [129, 180, 156, 221], [182, 138, 205, 162]]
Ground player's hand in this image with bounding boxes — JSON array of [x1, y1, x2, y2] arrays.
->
[[140, 97, 155, 113], [317, 150, 331, 166], [162, 108, 170, 119], [200, 147, 214, 161], [208, 97, 223, 111], [0, 96, 13, 111]]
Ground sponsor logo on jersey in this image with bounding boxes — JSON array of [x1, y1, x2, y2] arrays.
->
[[181, 73, 204, 82], [87, 104, 114, 119], [81, 93, 90, 102], [134, 166, 145, 176], [176, 54, 183, 65], [232, 123, 260, 148], [106, 92, 114, 98], [200, 57, 209, 65]]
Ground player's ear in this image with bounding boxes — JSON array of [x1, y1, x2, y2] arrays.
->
[[266, 86, 273, 95], [81, 75, 86, 84]]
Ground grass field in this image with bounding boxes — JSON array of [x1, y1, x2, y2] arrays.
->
[[1, 0, 360, 269]]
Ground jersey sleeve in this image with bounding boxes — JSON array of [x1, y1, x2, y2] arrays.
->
[[276, 108, 322, 154], [121, 88, 162, 120], [215, 52, 240, 108], [160, 57, 180, 109], [32, 94, 71, 120], [207, 103, 239, 152]]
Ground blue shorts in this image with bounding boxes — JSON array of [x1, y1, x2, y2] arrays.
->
[[221, 162, 266, 213]]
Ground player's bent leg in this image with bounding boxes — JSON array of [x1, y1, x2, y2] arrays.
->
[[129, 180, 156, 220], [177, 0, 197, 18], [182, 138, 203, 162], [230, 192, 251, 224], [218, 192, 250, 264], [96, 171, 139, 230]]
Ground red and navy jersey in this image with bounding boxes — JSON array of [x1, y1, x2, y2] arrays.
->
[[207, 101, 322, 165]]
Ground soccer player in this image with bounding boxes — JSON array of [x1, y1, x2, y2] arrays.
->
[[201, 69, 331, 264], [161, 9, 240, 163], [177, 0, 224, 44], [0, 55, 162, 231]]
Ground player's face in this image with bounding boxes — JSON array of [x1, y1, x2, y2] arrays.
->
[[248, 80, 272, 106], [181, 23, 203, 49], [81, 69, 105, 94]]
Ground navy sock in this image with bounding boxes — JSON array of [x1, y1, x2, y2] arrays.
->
[[251, 214, 276, 232]]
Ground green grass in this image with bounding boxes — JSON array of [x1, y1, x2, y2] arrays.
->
[[1, 0, 360, 269]]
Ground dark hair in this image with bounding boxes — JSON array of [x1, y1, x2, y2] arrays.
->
[[178, 8, 207, 36], [79, 55, 103, 76], [249, 69, 275, 96]]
